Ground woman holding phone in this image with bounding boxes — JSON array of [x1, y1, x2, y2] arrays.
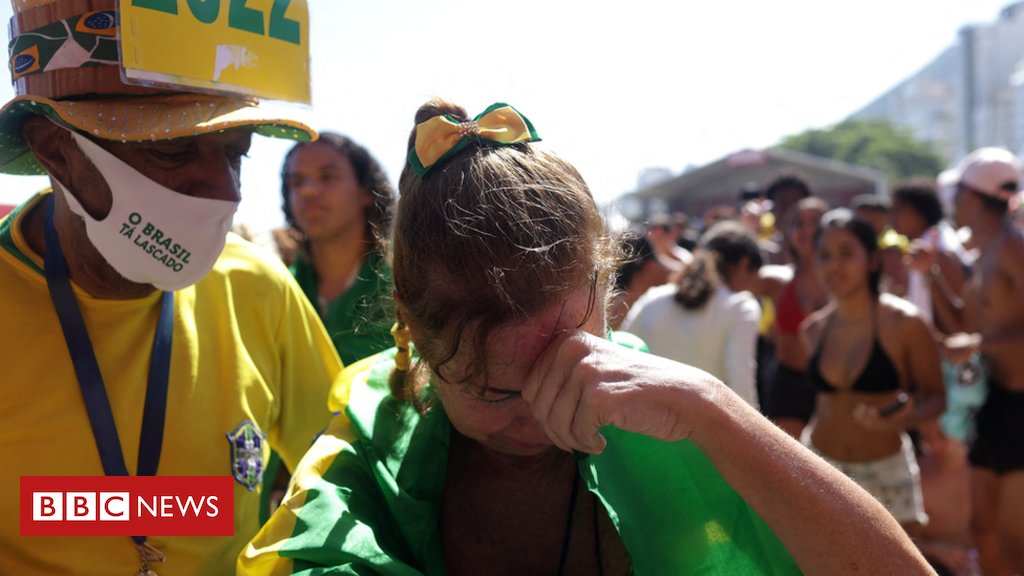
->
[[802, 209, 946, 536]]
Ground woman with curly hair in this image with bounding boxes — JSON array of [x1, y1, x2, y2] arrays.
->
[[281, 132, 396, 365]]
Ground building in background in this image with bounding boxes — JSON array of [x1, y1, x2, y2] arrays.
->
[[853, 1, 1024, 162], [629, 148, 887, 219]]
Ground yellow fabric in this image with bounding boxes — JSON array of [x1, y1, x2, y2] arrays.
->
[[0, 192, 343, 576], [240, 358, 368, 576], [414, 105, 533, 169], [758, 212, 776, 240], [390, 322, 411, 371], [879, 229, 910, 254], [758, 296, 776, 336]]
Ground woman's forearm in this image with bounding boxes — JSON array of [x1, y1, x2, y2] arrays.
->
[[903, 392, 947, 430]]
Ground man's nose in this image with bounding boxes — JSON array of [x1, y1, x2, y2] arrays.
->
[[179, 155, 242, 202]]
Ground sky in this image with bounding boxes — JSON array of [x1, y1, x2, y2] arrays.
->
[[0, 0, 1017, 233]]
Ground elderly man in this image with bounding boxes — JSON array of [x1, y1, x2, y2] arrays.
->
[[938, 148, 1024, 576], [0, 1, 341, 574]]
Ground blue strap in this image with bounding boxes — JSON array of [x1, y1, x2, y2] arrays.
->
[[42, 196, 174, 544], [137, 290, 173, 477]]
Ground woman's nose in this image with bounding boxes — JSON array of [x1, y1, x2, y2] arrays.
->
[[509, 416, 554, 445]]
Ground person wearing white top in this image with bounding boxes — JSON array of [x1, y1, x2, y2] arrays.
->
[[621, 221, 763, 408], [890, 179, 972, 335]]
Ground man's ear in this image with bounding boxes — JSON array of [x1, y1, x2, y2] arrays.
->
[[20, 115, 74, 187], [22, 116, 112, 219]]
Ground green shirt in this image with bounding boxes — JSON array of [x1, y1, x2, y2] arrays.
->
[[290, 251, 394, 366], [241, 336, 801, 576]]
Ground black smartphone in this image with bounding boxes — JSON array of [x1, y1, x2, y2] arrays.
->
[[878, 393, 910, 417]]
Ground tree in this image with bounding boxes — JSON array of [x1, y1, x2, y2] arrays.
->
[[774, 118, 946, 182]]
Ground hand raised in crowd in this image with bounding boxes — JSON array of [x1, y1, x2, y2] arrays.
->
[[904, 228, 938, 275]]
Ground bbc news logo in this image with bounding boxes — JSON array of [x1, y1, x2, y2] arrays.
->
[[32, 491, 219, 521], [21, 476, 234, 536]]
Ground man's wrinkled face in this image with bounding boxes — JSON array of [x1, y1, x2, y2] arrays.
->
[[71, 129, 253, 220]]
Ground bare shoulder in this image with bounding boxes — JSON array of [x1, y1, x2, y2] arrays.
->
[[879, 293, 930, 336], [879, 292, 919, 318], [801, 301, 835, 350], [998, 227, 1024, 266], [934, 249, 961, 271]]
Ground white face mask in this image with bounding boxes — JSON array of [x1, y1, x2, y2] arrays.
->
[[55, 129, 239, 292]]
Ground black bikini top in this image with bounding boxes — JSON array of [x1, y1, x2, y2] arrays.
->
[[807, 311, 901, 394]]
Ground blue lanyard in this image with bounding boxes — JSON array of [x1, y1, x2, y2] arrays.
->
[[42, 196, 173, 546]]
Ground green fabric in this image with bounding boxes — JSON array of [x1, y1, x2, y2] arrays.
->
[[275, 335, 802, 575], [8, 11, 119, 83], [0, 192, 44, 275], [583, 431, 800, 574], [605, 329, 648, 353], [290, 251, 394, 366], [282, 349, 448, 575], [259, 450, 285, 527], [407, 102, 542, 179]]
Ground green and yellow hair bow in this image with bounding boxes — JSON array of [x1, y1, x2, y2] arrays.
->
[[408, 102, 541, 178]]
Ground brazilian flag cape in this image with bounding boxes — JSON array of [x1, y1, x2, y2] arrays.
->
[[240, 335, 802, 575]]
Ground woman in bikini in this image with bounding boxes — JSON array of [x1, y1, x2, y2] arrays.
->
[[802, 209, 946, 535], [757, 197, 831, 438]]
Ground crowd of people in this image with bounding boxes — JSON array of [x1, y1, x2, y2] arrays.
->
[[3, 2, 1024, 575], [614, 160, 1024, 576]]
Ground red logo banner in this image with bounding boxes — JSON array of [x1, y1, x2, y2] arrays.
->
[[20, 476, 234, 536]]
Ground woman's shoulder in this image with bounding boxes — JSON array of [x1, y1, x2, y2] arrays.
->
[[720, 287, 761, 315], [631, 283, 678, 312], [878, 293, 931, 337], [878, 292, 925, 323], [621, 284, 679, 333], [800, 301, 836, 349], [802, 300, 834, 328]]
